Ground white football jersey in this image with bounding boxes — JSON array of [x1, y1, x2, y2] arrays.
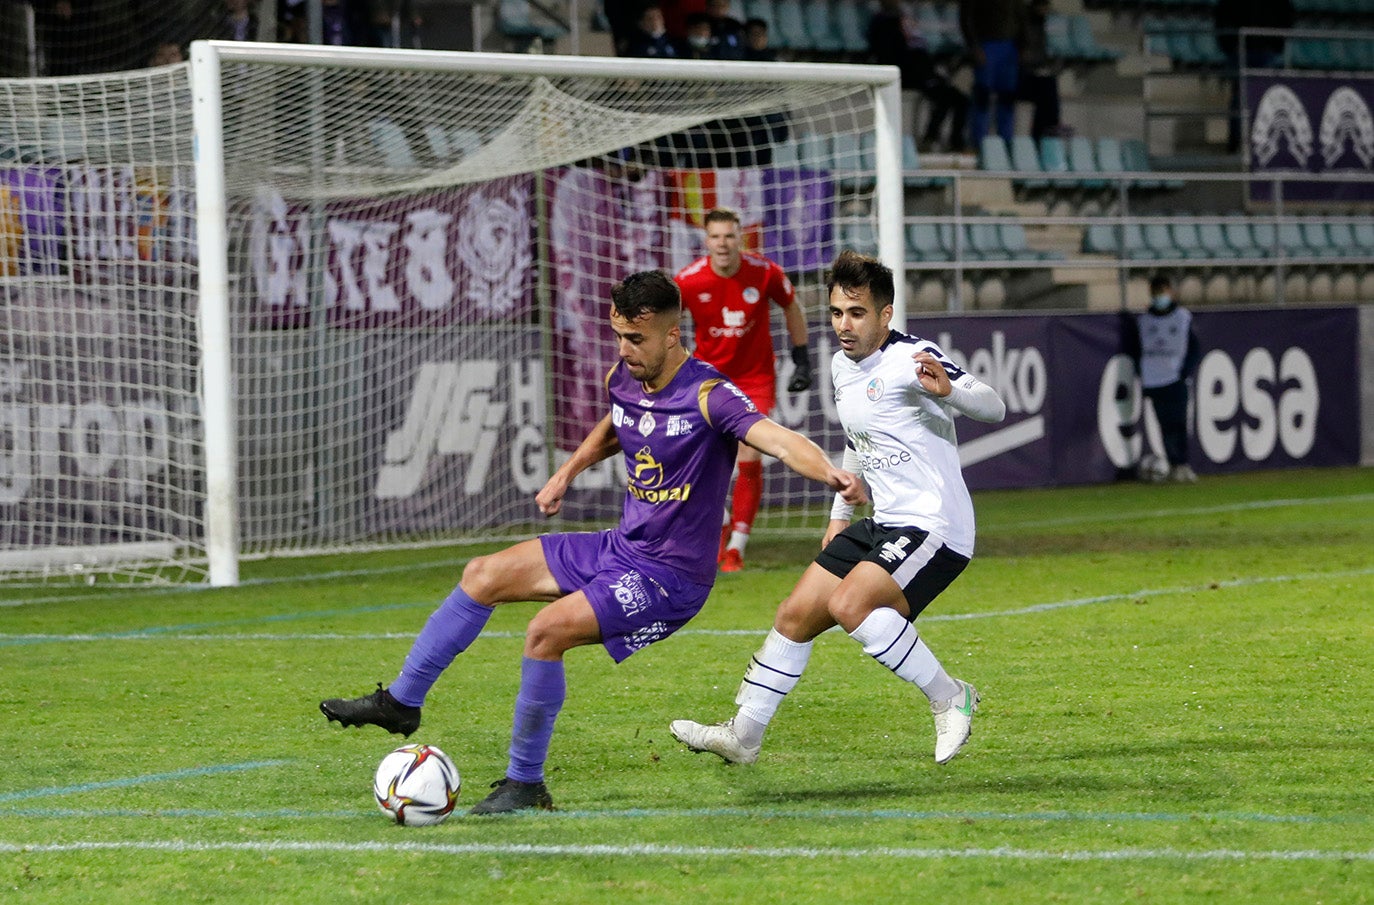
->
[[831, 330, 980, 556]]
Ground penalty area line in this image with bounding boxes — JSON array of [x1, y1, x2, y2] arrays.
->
[[0, 839, 1368, 863]]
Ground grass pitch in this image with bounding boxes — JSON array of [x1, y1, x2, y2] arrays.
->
[[2, 467, 1371, 903]]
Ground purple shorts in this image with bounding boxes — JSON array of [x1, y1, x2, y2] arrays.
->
[[540, 530, 715, 663]]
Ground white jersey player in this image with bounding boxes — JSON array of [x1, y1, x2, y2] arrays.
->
[[670, 250, 1006, 767]]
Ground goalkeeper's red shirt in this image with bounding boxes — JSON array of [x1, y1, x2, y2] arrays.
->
[[674, 253, 795, 405]]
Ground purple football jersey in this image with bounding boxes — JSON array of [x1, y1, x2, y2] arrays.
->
[[605, 355, 765, 583]]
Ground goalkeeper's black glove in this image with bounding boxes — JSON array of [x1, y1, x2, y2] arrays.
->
[[787, 345, 813, 393]]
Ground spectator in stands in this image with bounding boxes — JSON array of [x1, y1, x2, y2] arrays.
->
[[1017, 0, 1061, 143], [960, 0, 1026, 145], [624, 4, 680, 58], [1121, 275, 1201, 484], [1215, 0, 1294, 153], [869, 0, 970, 153], [36, 0, 96, 76], [704, 0, 747, 60], [605, 0, 644, 56], [148, 41, 184, 66], [682, 12, 717, 59], [218, 0, 259, 42], [743, 17, 776, 62]]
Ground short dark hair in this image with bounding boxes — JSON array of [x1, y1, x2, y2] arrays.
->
[[826, 250, 895, 310], [611, 270, 681, 321], [704, 207, 740, 227], [1149, 274, 1173, 293]]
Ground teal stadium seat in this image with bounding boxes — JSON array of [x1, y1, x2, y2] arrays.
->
[[902, 133, 948, 188], [1069, 15, 1121, 62], [979, 135, 1013, 173], [1197, 222, 1238, 260], [834, 0, 871, 53], [1068, 136, 1107, 189], [369, 118, 417, 168], [797, 132, 832, 170], [1011, 135, 1050, 189], [1045, 14, 1077, 60], [1000, 222, 1063, 260], [1352, 221, 1374, 251], [1224, 221, 1263, 258], [1144, 222, 1184, 259], [498, 0, 567, 44], [965, 221, 1004, 260], [805, 0, 844, 52], [840, 219, 879, 255], [774, 0, 811, 50], [1301, 221, 1340, 257], [907, 222, 949, 261], [1324, 221, 1359, 256], [1169, 222, 1211, 259], [832, 132, 875, 191]]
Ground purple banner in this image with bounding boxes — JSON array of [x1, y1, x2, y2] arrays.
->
[[244, 176, 535, 328], [1246, 74, 1374, 202], [763, 168, 835, 274], [0, 168, 64, 276]]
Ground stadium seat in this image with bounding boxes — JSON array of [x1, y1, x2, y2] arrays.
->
[[744, 0, 779, 37], [832, 132, 875, 191], [369, 118, 417, 168], [1011, 135, 1050, 190], [1325, 221, 1359, 256], [797, 132, 832, 170], [1169, 222, 1211, 259], [804, 0, 844, 52], [1068, 15, 1121, 62], [1301, 221, 1340, 257], [498, 0, 567, 44], [1045, 14, 1077, 60], [1121, 139, 1183, 190], [1352, 221, 1374, 252], [979, 135, 1013, 173], [966, 221, 1004, 260], [1277, 222, 1312, 257], [907, 222, 949, 261], [1224, 221, 1264, 258], [1081, 222, 1119, 254], [834, 0, 871, 53], [934, 4, 965, 55], [1067, 136, 1107, 189], [1251, 222, 1279, 258], [840, 219, 879, 255], [1039, 136, 1071, 189], [1144, 222, 1184, 258], [1000, 222, 1064, 260], [1197, 222, 1237, 260], [902, 133, 948, 188], [774, 0, 811, 50]]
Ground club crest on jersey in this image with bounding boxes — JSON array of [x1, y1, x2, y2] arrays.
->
[[638, 413, 657, 436], [867, 378, 884, 401], [742, 287, 760, 304]]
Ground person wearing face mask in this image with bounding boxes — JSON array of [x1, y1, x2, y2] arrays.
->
[[1122, 275, 1201, 483], [624, 4, 679, 58]]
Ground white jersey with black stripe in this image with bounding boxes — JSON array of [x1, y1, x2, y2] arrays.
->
[[831, 330, 979, 556]]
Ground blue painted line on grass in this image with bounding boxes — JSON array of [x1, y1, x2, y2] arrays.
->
[[0, 760, 290, 803], [0, 803, 1363, 826]]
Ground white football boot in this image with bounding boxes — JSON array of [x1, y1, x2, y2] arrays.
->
[[931, 679, 980, 764], [669, 718, 760, 765]]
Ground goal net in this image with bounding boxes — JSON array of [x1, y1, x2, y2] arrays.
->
[[1, 42, 901, 585]]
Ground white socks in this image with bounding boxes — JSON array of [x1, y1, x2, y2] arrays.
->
[[733, 628, 813, 746], [849, 607, 960, 702]]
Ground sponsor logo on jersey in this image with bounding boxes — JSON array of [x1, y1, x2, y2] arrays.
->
[[742, 287, 760, 304], [625, 620, 669, 653], [709, 307, 750, 338], [610, 570, 653, 617], [697, 292, 712, 303], [722, 381, 759, 413], [638, 412, 656, 436], [667, 415, 694, 436], [866, 378, 884, 401], [627, 447, 692, 503], [878, 536, 913, 563]]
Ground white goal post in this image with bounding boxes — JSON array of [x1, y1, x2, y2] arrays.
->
[[2, 41, 903, 586]]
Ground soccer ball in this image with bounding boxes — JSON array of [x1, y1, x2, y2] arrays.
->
[[373, 744, 461, 826]]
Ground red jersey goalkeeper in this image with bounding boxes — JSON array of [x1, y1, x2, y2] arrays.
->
[[674, 208, 814, 572]]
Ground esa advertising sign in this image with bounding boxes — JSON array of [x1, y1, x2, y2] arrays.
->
[[900, 308, 1358, 489]]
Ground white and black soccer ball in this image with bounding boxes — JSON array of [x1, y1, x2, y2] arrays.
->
[[373, 743, 461, 826]]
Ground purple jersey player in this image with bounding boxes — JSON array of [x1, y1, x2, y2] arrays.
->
[[322, 269, 865, 815]]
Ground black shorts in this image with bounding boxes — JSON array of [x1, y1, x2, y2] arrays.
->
[[814, 518, 970, 621]]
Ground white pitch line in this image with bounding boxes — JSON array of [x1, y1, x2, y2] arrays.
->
[[3, 565, 1370, 645], [0, 839, 1369, 862]]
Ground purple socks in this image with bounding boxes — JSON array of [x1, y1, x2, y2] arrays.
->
[[387, 585, 493, 707], [506, 657, 567, 784]]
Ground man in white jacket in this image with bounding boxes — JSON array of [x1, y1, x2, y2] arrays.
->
[[670, 250, 1007, 767]]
